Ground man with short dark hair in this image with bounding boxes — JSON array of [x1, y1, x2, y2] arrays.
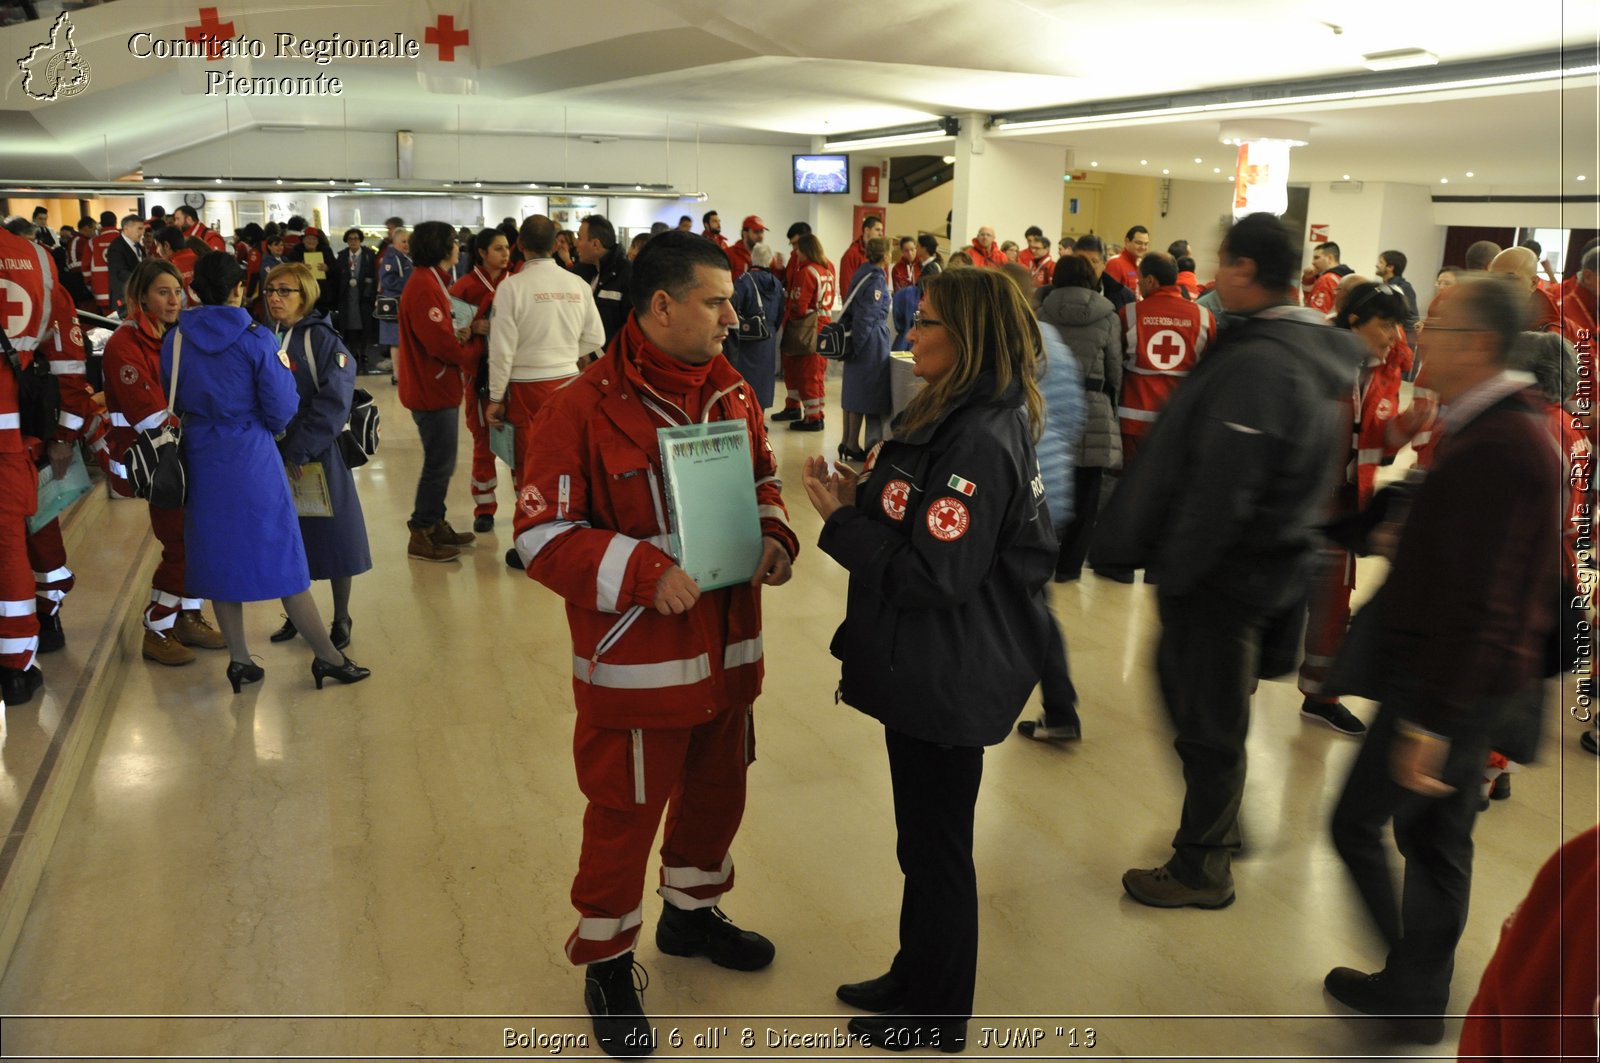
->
[[1559, 245, 1598, 357], [1105, 224, 1150, 291], [173, 204, 225, 252], [332, 227, 378, 370], [839, 214, 884, 286], [1116, 251, 1216, 469], [512, 230, 797, 1057], [892, 236, 920, 291], [88, 210, 118, 313], [1304, 241, 1352, 315], [575, 213, 631, 345], [1073, 234, 1133, 312], [29, 207, 55, 248], [1021, 227, 1055, 287], [1325, 277, 1562, 1044], [701, 210, 726, 249], [1092, 212, 1361, 911], [676, 215, 694, 232], [783, 221, 812, 290], [1375, 249, 1419, 346], [486, 216, 606, 567], [1464, 239, 1501, 272]]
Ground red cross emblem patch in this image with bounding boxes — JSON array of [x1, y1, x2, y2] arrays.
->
[[119, 364, 139, 385], [1375, 398, 1394, 420], [926, 496, 969, 541], [881, 479, 911, 521], [518, 483, 547, 518], [428, 306, 445, 323]]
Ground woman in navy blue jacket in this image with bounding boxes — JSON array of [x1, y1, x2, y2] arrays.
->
[[723, 242, 785, 410], [838, 237, 893, 461], [165, 253, 370, 693], [261, 262, 373, 653], [802, 268, 1056, 1052]]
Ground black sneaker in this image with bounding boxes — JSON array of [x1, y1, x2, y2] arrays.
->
[[770, 408, 801, 422], [473, 514, 494, 533], [1017, 716, 1081, 742], [1, 665, 43, 706], [655, 903, 775, 971], [788, 417, 825, 432], [36, 612, 64, 654], [506, 547, 524, 570], [1323, 966, 1445, 1044], [1300, 699, 1367, 736], [584, 952, 654, 1059], [1092, 565, 1136, 584]]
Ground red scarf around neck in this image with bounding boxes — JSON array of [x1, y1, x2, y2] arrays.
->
[[615, 316, 716, 421]]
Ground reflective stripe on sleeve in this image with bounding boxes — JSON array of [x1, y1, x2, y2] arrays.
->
[[107, 460, 128, 478], [58, 411, 85, 430], [179, 597, 204, 610], [513, 519, 589, 567], [133, 410, 169, 432], [108, 412, 131, 427], [574, 653, 710, 690], [49, 360, 88, 376], [757, 504, 790, 528], [596, 535, 638, 614], [33, 566, 72, 584], [0, 413, 20, 430], [1117, 407, 1159, 423]]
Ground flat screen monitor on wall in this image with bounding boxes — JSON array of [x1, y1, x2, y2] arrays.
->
[[793, 155, 850, 194]]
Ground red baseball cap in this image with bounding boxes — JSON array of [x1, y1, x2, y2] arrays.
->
[[741, 215, 767, 232]]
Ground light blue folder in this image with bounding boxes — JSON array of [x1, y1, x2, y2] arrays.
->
[[489, 424, 516, 467], [29, 449, 91, 534], [656, 421, 763, 591]]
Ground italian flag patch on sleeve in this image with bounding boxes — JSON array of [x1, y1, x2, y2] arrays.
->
[[948, 475, 976, 496]]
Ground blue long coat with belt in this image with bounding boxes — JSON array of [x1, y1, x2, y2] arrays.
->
[[723, 268, 784, 409], [376, 248, 412, 347], [277, 311, 373, 581], [163, 305, 309, 602]]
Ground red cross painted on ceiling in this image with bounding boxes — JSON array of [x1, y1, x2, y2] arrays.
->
[[425, 15, 470, 62], [185, 6, 235, 62]]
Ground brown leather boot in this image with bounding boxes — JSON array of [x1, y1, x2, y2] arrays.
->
[[408, 525, 460, 562], [142, 628, 196, 666], [431, 519, 476, 548], [173, 610, 227, 649]]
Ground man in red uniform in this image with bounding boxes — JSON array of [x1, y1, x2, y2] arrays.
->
[[700, 210, 727, 250], [838, 215, 884, 287], [88, 210, 119, 314], [722, 215, 766, 283], [1488, 246, 1562, 332], [1116, 252, 1216, 469], [1104, 225, 1150, 292], [1560, 245, 1598, 366], [172, 205, 226, 252], [513, 231, 797, 1056], [965, 225, 1007, 269], [1303, 241, 1353, 315], [1020, 228, 1055, 288]]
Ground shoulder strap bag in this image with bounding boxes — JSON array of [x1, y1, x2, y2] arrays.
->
[[816, 270, 872, 360], [735, 273, 770, 342], [123, 327, 186, 507], [301, 328, 379, 469]]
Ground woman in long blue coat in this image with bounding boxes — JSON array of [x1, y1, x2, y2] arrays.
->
[[164, 252, 370, 693], [723, 244, 785, 410], [376, 228, 412, 372], [839, 237, 893, 461], [261, 261, 373, 652]]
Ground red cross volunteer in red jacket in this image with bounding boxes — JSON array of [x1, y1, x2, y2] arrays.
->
[[1116, 253, 1216, 467], [1104, 225, 1150, 292], [511, 232, 797, 1057]]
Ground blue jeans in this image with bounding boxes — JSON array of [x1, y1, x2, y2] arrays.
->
[[409, 407, 458, 529]]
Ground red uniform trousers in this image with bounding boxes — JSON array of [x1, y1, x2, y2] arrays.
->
[[506, 378, 572, 482], [566, 704, 753, 965], [0, 452, 39, 672], [26, 518, 73, 623], [145, 504, 198, 633], [781, 352, 826, 422], [462, 361, 498, 518]]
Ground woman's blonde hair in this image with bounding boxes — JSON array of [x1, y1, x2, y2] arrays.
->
[[265, 261, 319, 309], [897, 268, 1045, 441]]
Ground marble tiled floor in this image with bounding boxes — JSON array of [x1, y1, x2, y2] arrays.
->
[[0, 380, 1594, 1061]]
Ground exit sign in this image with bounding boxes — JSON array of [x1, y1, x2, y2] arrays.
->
[[1062, 171, 1088, 182]]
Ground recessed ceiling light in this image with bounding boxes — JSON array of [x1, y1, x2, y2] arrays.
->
[[1213, 167, 1221, 173], [941, 155, 956, 164], [474, 181, 483, 188], [1193, 157, 1202, 164], [582, 183, 590, 189], [327, 179, 335, 185], [275, 178, 283, 185], [635, 184, 643, 190], [1089, 161, 1098, 167], [1342, 174, 1351, 180], [1140, 159, 1148, 165], [1162, 168, 1170, 174], [1465, 171, 1474, 177], [214, 178, 222, 184], [1579, 175, 1589, 181], [152, 177, 161, 183], [1440, 177, 1449, 184]]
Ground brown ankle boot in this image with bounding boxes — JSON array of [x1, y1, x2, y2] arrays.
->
[[431, 519, 476, 548], [142, 628, 196, 666], [408, 525, 460, 563], [173, 610, 227, 649]]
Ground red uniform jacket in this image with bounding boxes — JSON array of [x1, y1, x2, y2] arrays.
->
[[167, 248, 200, 304], [724, 241, 751, 283], [1116, 285, 1216, 443], [183, 222, 226, 253], [892, 259, 920, 292], [1028, 255, 1055, 289], [89, 229, 118, 311], [1306, 270, 1341, 315], [1350, 340, 1411, 507], [787, 262, 836, 325], [966, 239, 1007, 269], [102, 312, 175, 496], [1176, 271, 1199, 300], [1527, 285, 1562, 332], [839, 239, 868, 289], [1104, 247, 1140, 292], [448, 266, 503, 386], [512, 317, 799, 727], [41, 281, 96, 447], [397, 265, 471, 411], [0, 229, 57, 455]]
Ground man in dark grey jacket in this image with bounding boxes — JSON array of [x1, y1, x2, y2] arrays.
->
[[1091, 212, 1362, 909]]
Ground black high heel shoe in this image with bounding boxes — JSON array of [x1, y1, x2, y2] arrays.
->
[[227, 660, 265, 693], [311, 655, 371, 689], [269, 617, 297, 642], [329, 617, 352, 651], [837, 442, 868, 462]]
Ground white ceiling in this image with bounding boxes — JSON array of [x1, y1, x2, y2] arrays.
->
[[0, 0, 1596, 194]]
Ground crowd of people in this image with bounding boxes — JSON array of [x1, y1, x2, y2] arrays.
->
[[3, 197, 1598, 1058]]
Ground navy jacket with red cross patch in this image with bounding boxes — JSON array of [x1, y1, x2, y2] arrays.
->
[[818, 373, 1056, 747]]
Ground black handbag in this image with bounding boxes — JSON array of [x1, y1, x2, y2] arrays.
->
[[817, 271, 872, 360], [123, 328, 186, 508], [300, 330, 380, 469], [373, 295, 399, 321], [735, 274, 770, 342]]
